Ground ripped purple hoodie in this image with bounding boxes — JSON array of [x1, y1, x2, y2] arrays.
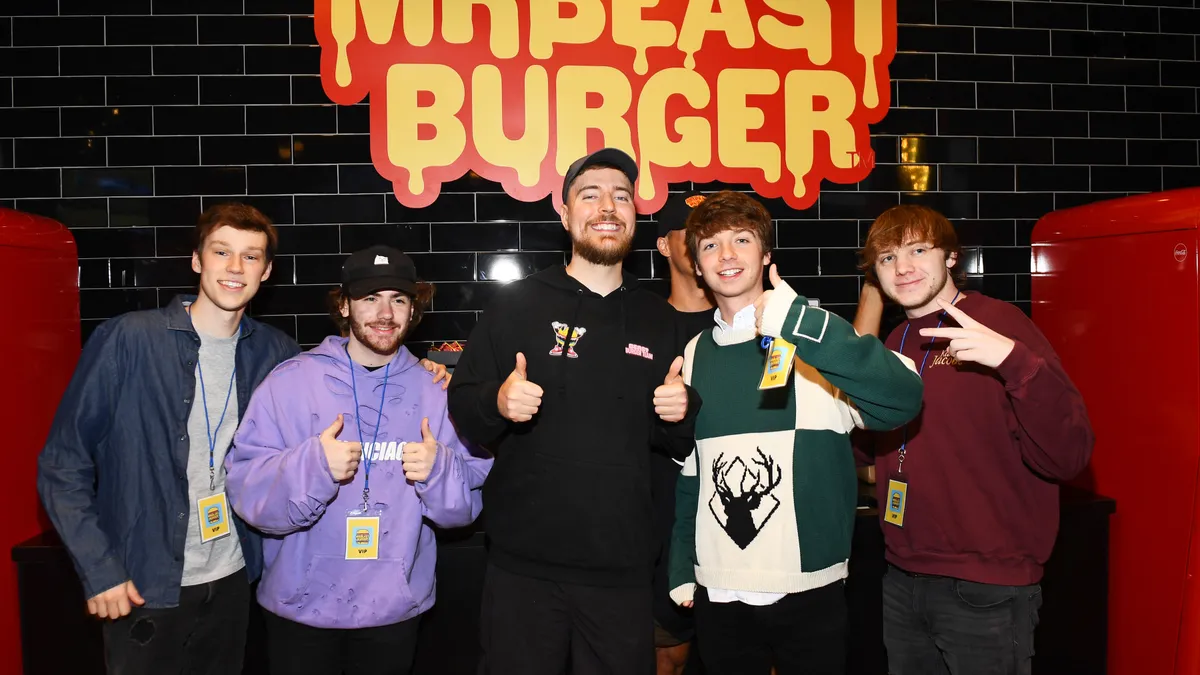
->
[[226, 336, 492, 629]]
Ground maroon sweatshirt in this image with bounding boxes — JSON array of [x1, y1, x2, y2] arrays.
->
[[855, 292, 1094, 585]]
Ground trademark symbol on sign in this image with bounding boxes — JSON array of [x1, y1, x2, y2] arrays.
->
[[848, 149, 876, 169]]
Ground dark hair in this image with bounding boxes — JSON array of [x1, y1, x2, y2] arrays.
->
[[326, 283, 436, 337], [684, 191, 774, 261], [858, 205, 964, 286], [194, 203, 279, 261]]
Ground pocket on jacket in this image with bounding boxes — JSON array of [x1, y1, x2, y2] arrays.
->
[[283, 554, 417, 626], [953, 579, 1016, 609]]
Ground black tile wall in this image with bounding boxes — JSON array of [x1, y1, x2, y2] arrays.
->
[[1, 3, 1197, 350]]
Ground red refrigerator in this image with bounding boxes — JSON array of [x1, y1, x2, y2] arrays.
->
[[1032, 187, 1200, 675], [0, 208, 80, 675]]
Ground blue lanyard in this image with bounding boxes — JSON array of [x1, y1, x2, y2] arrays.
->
[[895, 291, 960, 473], [189, 310, 237, 493], [344, 345, 390, 506]]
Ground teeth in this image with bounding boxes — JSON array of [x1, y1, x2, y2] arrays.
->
[[219, 281, 245, 288], [592, 224, 619, 231], [718, 269, 742, 277]]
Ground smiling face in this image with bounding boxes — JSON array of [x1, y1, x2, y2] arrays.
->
[[341, 290, 413, 357], [695, 227, 771, 306], [191, 225, 272, 312], [560, 166, 637, 266], [873, 239, 958, 316]]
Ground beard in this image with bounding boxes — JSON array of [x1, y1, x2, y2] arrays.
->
[[349, 317, 407, 356], [896, 268, 950, 310], [572, 217, 634, 266]]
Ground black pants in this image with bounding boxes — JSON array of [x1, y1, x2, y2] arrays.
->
[[102, 570, 250, 675], [692, 582, 847, 675], [882, 564, 1043, 675], [261, 608, 419, 675], [479, 562, 654, 675]]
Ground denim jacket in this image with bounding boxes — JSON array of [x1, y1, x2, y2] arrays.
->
[[37, 295, 300, 608]]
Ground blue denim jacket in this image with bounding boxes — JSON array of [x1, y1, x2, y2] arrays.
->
[[37, 295, 300, 608]]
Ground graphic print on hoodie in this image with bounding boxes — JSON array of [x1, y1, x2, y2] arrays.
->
[[448, 265, 699, 588], [226, 336, 492, 630]]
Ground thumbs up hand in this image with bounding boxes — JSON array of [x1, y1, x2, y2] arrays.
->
[[654, 356, 689, 423], [497, 352, 544, 422], [402, 417, 439, 482], [753, 264, 785, 335], [320, 414, 363, 482]]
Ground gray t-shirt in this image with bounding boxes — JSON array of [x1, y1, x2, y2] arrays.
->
[[181, 329, 246, 586]]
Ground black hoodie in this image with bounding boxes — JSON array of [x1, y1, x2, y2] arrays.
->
[[448, 265, 700, 587]]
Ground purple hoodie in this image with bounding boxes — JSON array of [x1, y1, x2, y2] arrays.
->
[[226, 336, 491, 629]]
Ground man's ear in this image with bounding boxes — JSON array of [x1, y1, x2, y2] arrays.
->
[[339, 297, 351, 319], [656, 237, 670, 258], [560, 203, 569, 231], [260, 260, 273, 283], [762, 250, 772, 268], [191, 250, 202, 274]]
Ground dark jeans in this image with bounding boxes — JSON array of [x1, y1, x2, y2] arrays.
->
[[479, 562, 654, 675], [692, 582, 847, 675], [882, 564, 1043, 675], [262, 608, 419, 675], [102, 570, 250, 675]]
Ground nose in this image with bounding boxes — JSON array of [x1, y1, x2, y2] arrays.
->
[[597, 191, 615, 214], [718, 241, 736, 261], [227, 254, 244, 274], [894, 253, 914, 275]]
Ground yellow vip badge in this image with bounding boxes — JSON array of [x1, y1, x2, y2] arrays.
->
[[197, 493, 232, 543], [884, 479, 909, 527], [759, 336, 797, 390], [346, 516, 380, 560]]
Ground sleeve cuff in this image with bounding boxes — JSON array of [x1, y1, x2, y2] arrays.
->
[[670, 583, 696, 606], [83, 557, 130, 600], [995, 340, 1042, 389], [760, 281, 798, 339]]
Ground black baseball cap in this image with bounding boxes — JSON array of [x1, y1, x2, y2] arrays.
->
[[341, 245, 418, 298], [656, 190, 707, 237], [561, 148, 639, 204]]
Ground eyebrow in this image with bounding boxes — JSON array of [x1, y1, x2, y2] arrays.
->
[[576, 184, 631, 195]]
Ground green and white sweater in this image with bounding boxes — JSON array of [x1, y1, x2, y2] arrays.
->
[[668, 282, 923, 604]]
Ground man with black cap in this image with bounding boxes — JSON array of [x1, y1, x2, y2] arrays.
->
[[449, 149, 701, 674], [652, 190, 714, 675], [226, 245, 491, 675]]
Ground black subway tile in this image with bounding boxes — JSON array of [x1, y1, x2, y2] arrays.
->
[[199, 16, 291, 45], [870, 108, 937, 135], [14, 77, 106, 107], [290, 16, 318, 46], [1091, 166, 1162, 193], [952, 219, 1016, 247], [939, 164, 1014, 192], [153, 46, 245, 75], [432, 223, 520, 252], [5, 0, 59, 16], [785, 277, 859, 307], [295, 194, 386, 224], [979, 192, 1054, 219], [293, 134, 370, 164], [937, 0, 1012, 27], [202, 195, 295, 225], [1014, 56, 1088, 84], [1054, 138, 1126, 165], [0, 48, 59, 76], [1125, 33, 1193, 61], [900, 191, 978, 219], [1054, 192, 1125, 211], [1016, 165, 1090, 192], [857, 164, 937, 192], [247, 105, 337, 134], [816, 248, 859, 277], [1014, 111, 1087, 138], [777, 220, 858, 249], [15, 197, 109, 228], [249, 165, 338, 194], [409, 252, 476, 282], [1090, 112, 1161, 139], [519, 222, 570, 251], [80, 289, 161, 320], [341, 224, 432, 253], [1015, 3, 1086, 30], [938, 54, 1012, 82], [1160, 8, 1200, 34], [977, 83, 1050, 110], [1051, 30, 1125, 59], [1164, 114, 1200, 140], [200, 75, 292, 104], [110, 196, 201, 228], [288, 253, 343, 284], [338, 105, 370, 134], [63, 167, 154, 197], [62, 0, 150, 14], [15, 137, 106, 168], [291, 76, 332, 104], [272, 225, 339, 255], [73, 226, 156, 258], [476, 193, 554, 222], [1164, 167, 1200, 191], [1052, 84, 1125, 112], [768, 249, 819, 277], [897, 25, 973, 53], [1162, 62, 1200, 89], [1127, 87, 1195, 114], [478, 252, 564, 282], [1088, 58, 1159, 86], [246, 46, 320, 75], [979, 247, 1031, 274], [757, 196, 819, 221], [109, 136, 200, 166], [0, 107, 61, 137], [61, 46, 152, 76], [152, 0, 242, 14], [819, 192, 898, 220], [433, 282, 505, 312], [975, 28, 1049, 56], [0, 169, 60, 198], [106, 16, 197, 45], [154, 105, 245, 135], [155, 166, 246, 196], [1128, 140, 1197, 166], [108, 76, 198, 105], [338, 165, 391, 194], [889, 52, 936, 81], [897, 0, 935, 24], [13, 16, 104, 46], [937, 109, 1014, 136], [899, 81, 975, 108], [249, 284, 330, 317], [978, 137, 1052, 164], [0, 140, 12, 168], [408, 311, 477, 343], [1088, 5, 1158, 33], [201, 135, 292, 165], [62, 106, 152, 137]]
